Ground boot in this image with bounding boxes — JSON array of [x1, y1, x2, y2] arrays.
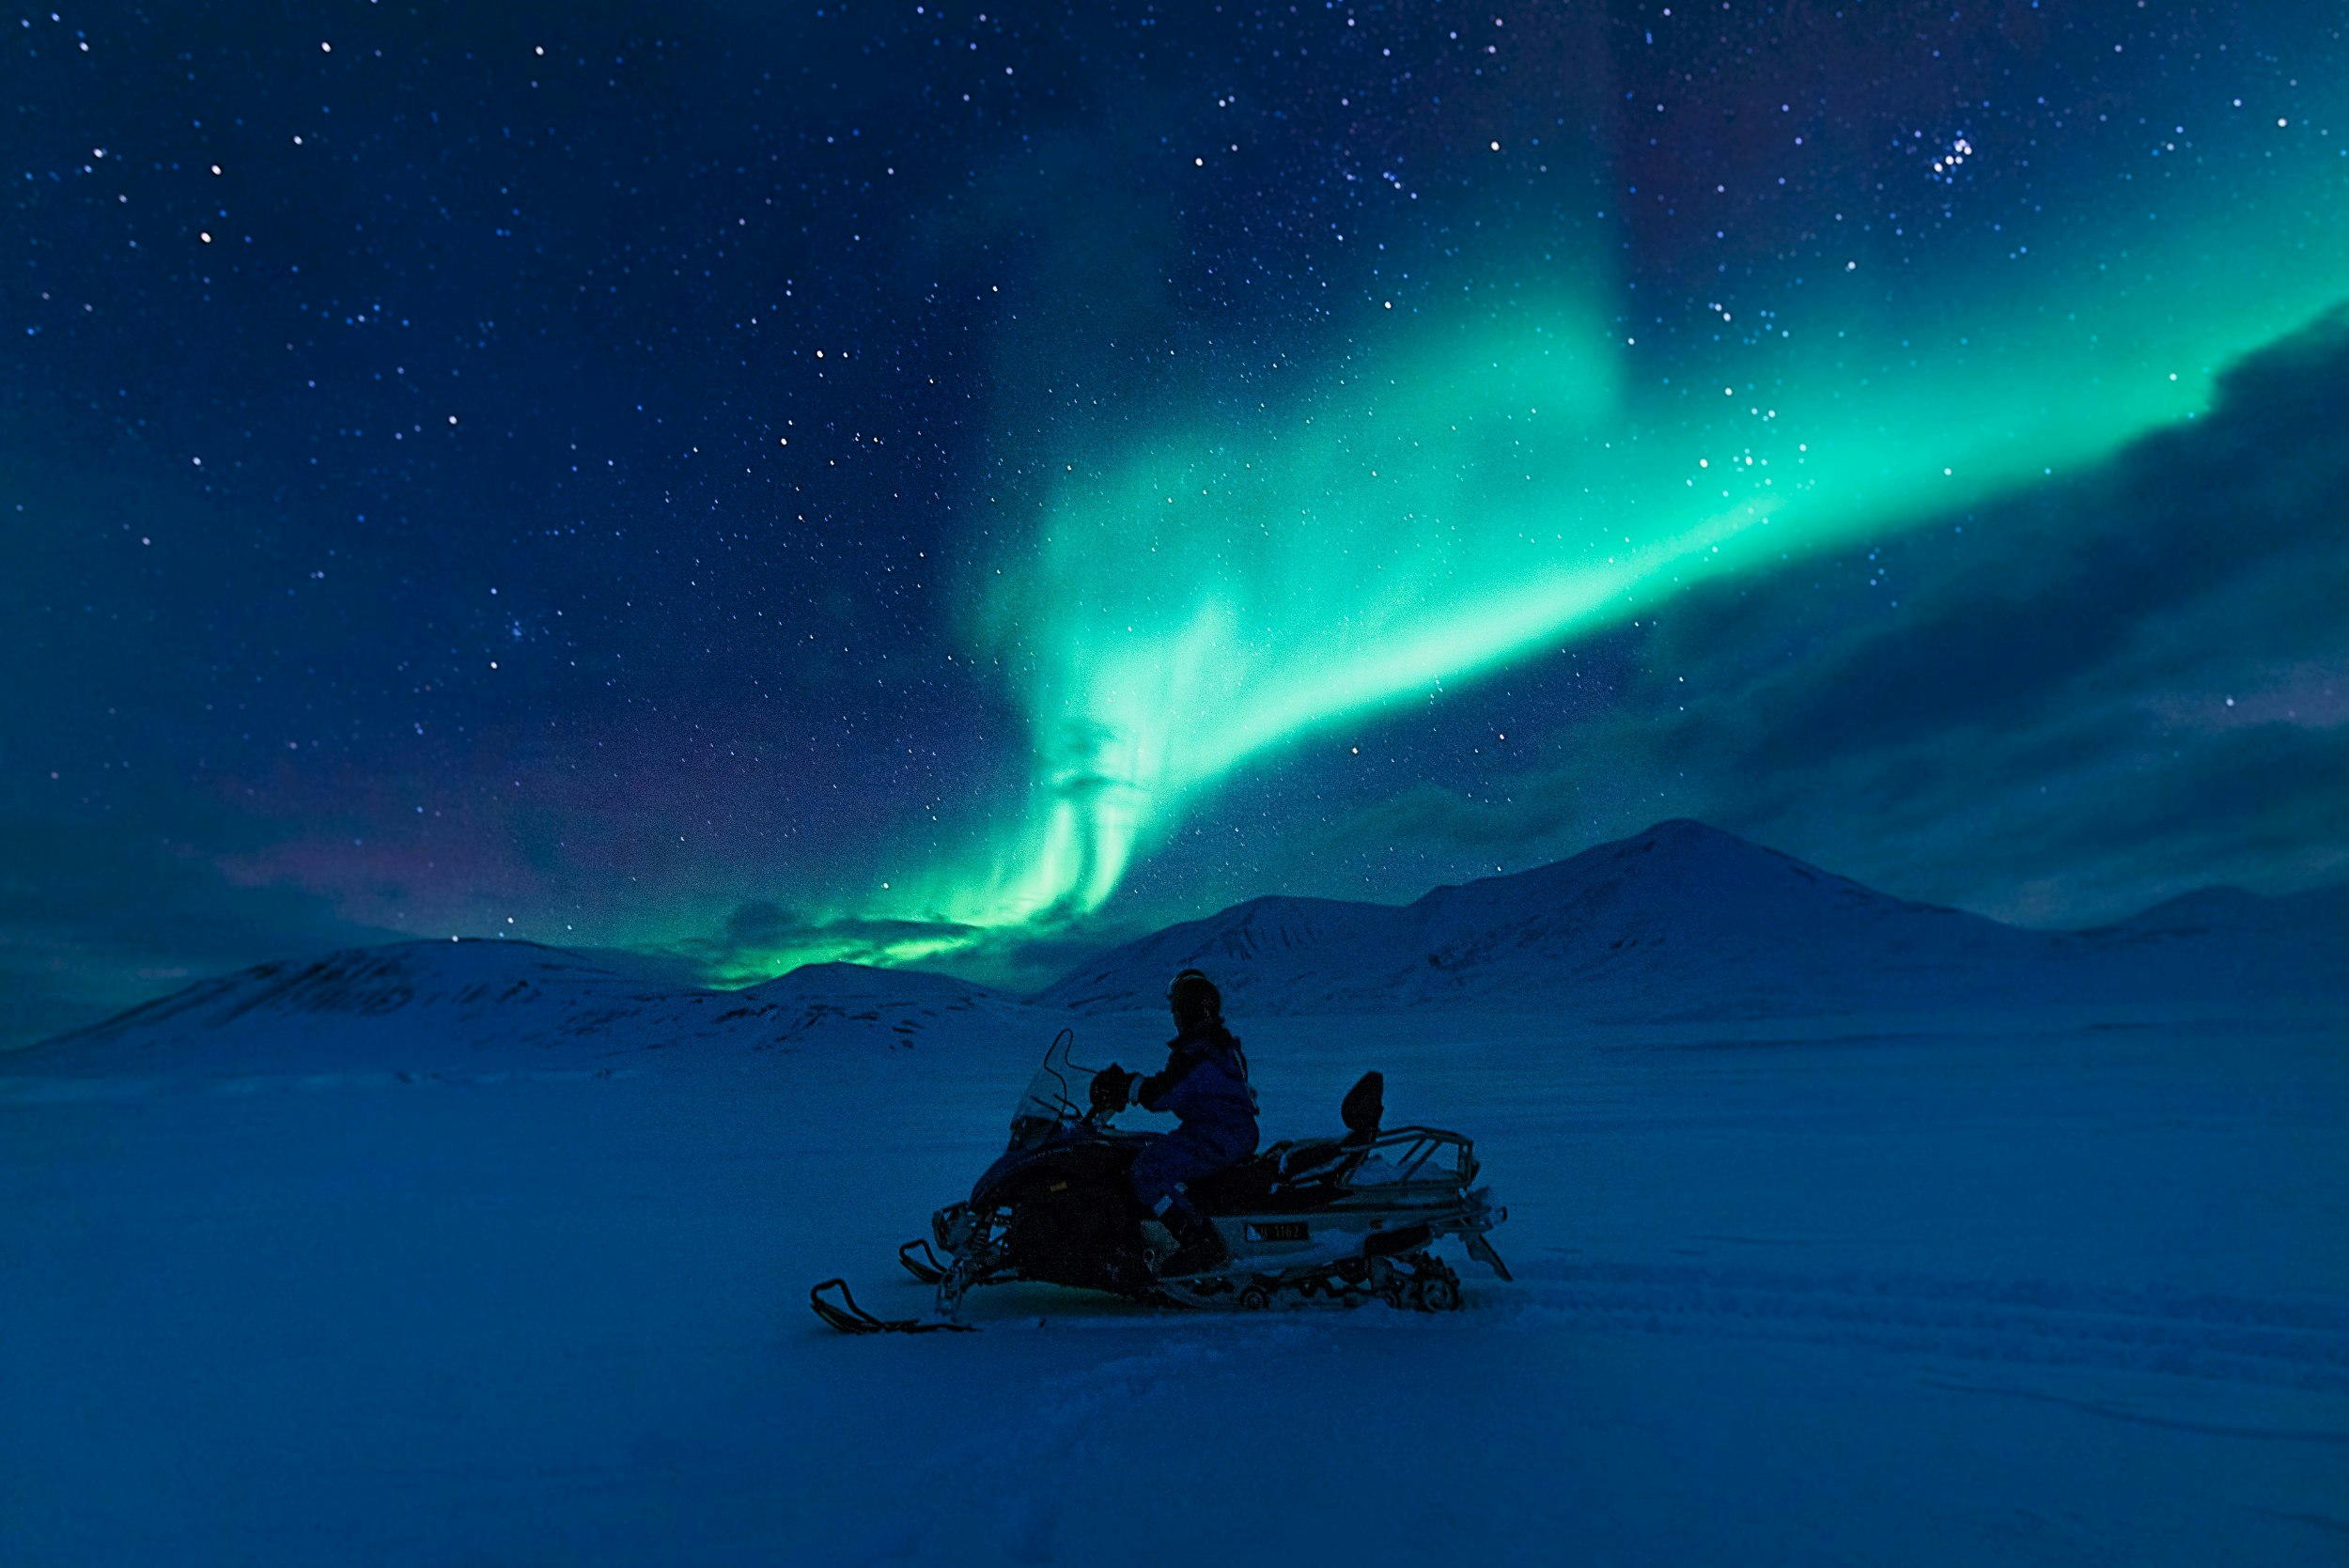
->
[[1154, 1193, 1229, 1278]]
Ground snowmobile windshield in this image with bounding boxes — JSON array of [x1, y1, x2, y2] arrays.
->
[[1008, 1028, 1096, 1149]]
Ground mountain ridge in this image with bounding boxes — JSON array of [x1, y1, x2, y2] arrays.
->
[[20, 939, 1037, 1068], [21, 820, 2345, 1058], [1031, 819, 2348, 1018]]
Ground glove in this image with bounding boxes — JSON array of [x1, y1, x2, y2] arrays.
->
[[1089, 1064, 1134, 1114]]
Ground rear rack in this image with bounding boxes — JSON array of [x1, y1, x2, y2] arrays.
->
[[1351, 1125, 1480, 1186], [1268, 1124, 1483, 1188]]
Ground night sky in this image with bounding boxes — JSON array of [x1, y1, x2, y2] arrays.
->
[[8, 2, 2347, 1043]]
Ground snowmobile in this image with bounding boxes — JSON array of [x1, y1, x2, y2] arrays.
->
[[811, 1028, 1510, 1334]]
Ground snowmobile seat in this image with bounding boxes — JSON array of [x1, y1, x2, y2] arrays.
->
[[1258, 1074, 1383, 1183], [1187, 1152, 1285, 1212], [1186, 1141, 1353, 1212], [1274, 1139, 1353, 1179], [1188, 1075, 1391, 1213]]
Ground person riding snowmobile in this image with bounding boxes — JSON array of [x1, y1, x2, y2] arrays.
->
[[1093, 969, 1259, 1277]]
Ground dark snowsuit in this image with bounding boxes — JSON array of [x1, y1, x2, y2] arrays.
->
[[1128, 1022, 1259, 1216]]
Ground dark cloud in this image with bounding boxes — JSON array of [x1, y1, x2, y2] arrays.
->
[[1751, 311, 2349, 766], [0, 814, 402, 1049], [1306, 307, 2349, 925]]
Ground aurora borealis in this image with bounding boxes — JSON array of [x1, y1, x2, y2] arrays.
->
[[8, 3, 2348, 1035], [930, 194, 2349, 944]]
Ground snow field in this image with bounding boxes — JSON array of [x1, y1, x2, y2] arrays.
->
[[3, 1007, 2345, 1564]]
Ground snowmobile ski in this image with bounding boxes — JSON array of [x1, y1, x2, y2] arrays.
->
[[808, 1278, 975, 1336]]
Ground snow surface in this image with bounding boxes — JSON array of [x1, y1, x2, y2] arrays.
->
[[5, 969, 2347, 1562], [6, 828, 2347, 1563]]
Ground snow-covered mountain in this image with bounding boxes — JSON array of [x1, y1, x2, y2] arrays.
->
[[25, 939, 1044, 1071], [2095, 880, 2349, 942], [1034, 820, 2349, 1019], [23, 820, 2344, 1064]]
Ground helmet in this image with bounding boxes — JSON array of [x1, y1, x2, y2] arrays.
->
[[1166, 968, 1221, 1029]]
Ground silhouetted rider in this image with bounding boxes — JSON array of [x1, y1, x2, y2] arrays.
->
[[1093, 969, 1259, 1277]]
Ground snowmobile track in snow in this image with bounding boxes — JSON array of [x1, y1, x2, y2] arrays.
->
[[1518, 1260, 2349, 1392]]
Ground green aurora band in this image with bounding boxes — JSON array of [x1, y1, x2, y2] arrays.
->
[[727, 141, 2349, 977]]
